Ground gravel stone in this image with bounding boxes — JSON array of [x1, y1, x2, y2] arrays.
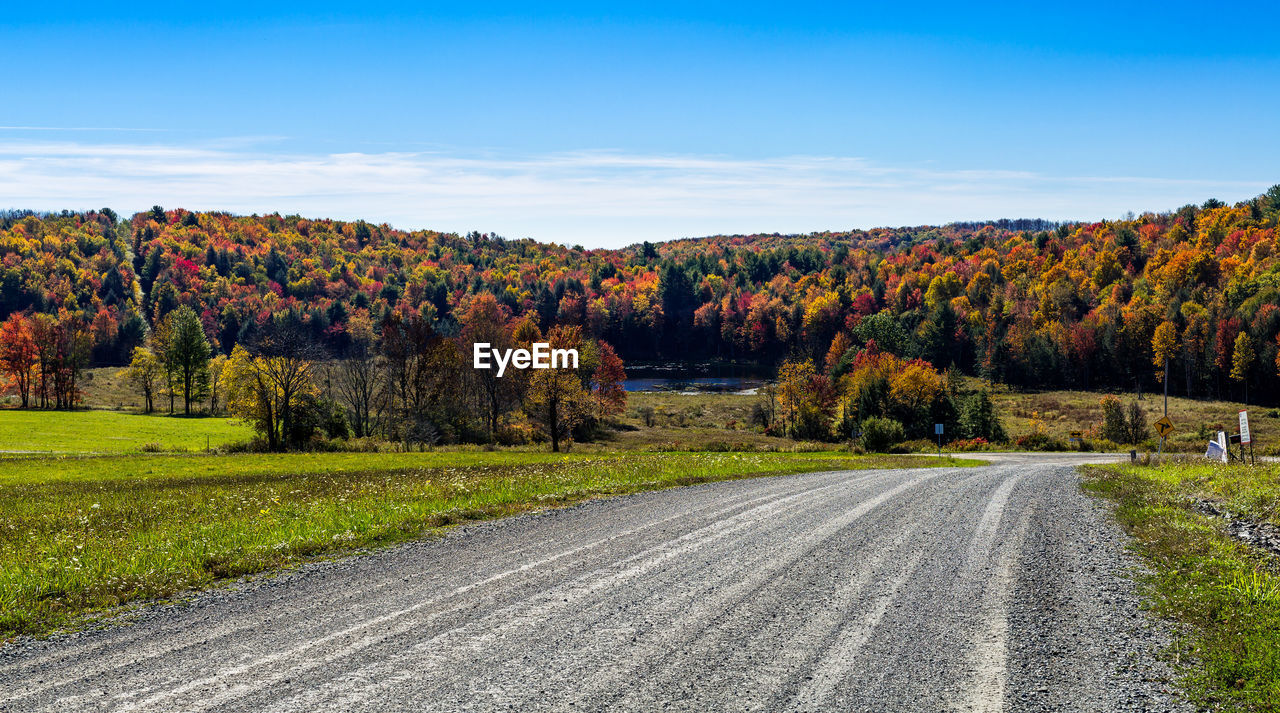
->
[[0, 454, 1191, 712]]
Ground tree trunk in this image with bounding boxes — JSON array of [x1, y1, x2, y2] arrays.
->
[[549, 396, 560, 452]]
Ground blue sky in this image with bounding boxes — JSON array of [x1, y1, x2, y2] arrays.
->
[[2, 2, 1277, 246]]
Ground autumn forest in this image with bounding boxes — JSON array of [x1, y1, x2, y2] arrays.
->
[[2, 187, 1279, 448]]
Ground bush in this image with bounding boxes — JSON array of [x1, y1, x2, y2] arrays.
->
[[1015, 432, 1068, 451], [1100, 395, 1128, 443], [1126, 401, 1150, 444], [950, 437, 992, 452], [860, 417, 905, 452], [892, 438, 935, 454], [794, 408, 834, 441]]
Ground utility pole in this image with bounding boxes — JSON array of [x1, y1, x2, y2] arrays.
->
[[1158, 358, 1169, 459], [1163, 357, 1168, 419]]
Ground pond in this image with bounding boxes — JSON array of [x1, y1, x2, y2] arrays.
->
[[622, 377, 766, 394]]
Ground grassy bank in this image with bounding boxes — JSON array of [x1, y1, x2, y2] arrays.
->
[[0, 409, 254, 454], [0, 450, 976, 640], [1082, 460, 1280, 711], [997, 386, 1279, 454]]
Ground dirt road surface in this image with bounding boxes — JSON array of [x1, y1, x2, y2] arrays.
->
[[0, 454, 1188, 712]]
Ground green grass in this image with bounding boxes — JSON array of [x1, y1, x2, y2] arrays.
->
[[1083, 460, 1280, 711], [0, 449, 979, 640], [0, 409, 254, 453]]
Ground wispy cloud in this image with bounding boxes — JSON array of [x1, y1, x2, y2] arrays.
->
[[0, 126, 168, 132], [0, 140, 1264, 247]]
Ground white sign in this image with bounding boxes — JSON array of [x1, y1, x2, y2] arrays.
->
[[1206, 440, 1225, 462], [1240, 410, 1251, 445], [1218, 431, 1229, 463]]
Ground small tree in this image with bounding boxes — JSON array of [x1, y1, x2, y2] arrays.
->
[[330, 350, 381, 439], [226, 325, 320, 451], [860, 416, 905, 452], [590, 341, 627, 420], [958, 390, 1006, 442], [150, 313, 177, 413], [165, 306, 211, 415], [460, 293, 517, 441], [1125, 401, 1150, 444], [776, 359, 816, 437], [1151, 321, 1178, 381], [524, 325, 589, 452], [124, 347, 164, 413], [0, 313, 37, 407], [1100, 395, 1127, 443], [208, 354, 228, 414], [1230, 332, 1256, 404]]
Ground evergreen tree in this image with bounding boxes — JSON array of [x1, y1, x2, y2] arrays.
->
[[166, 306, 212, 415]]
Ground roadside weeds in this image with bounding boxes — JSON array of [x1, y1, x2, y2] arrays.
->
[[1082, 461, 1280, 712]]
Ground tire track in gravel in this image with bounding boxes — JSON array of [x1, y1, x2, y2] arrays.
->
[[0, 470, 842, 706], [109, 471, 880, 712], [0, 458, 1191, 713]]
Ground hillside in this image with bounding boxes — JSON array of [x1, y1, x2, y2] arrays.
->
[[2, 188, 1280, 405]]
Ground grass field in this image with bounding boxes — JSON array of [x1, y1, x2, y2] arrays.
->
[[0, 449, 978, 640], [0, 410, 254, 454], [1083, 460, 1280, 711], [56, 367, 1280, 455], [623, 385, 1280, 454], [994, 385, 1280, 454]]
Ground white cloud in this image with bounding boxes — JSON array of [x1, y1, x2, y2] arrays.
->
[[0, 140, 1265, 247]]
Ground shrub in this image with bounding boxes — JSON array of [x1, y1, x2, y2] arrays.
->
[[1015, 432, 1067, 451], [1100, 395, 1128, 443], [950, 437, 992, 452], [892, 438, 935, 454], [637, 405, 656, 427], [1126, 401, 1150, 444], [860, 416, 905, 452], [794, 408, 834, 441]]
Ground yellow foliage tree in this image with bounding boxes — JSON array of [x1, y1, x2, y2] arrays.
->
[[122, 346, 164, 414], [523, 324, 589, 452], [776, 358, 816, 437], [1150, 321, 1178, 383], [225, 344, 317, 451], [1230, 332, 1255, 404]]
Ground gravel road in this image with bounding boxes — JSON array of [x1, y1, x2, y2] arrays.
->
[[1, 456, 1188, 712]]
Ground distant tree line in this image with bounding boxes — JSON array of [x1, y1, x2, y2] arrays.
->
[[3, 189, 1280, 408]]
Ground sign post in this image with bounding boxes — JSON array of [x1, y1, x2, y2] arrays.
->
[[1154, 416, 1174, 458], [935, 423, 943, 458], [1240, 410, 1252, 465]]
